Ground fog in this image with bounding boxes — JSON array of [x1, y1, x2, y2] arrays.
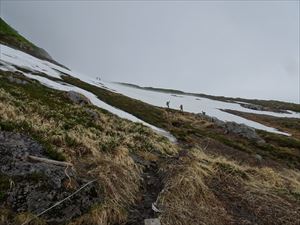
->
[[1, 1, 299, 103]]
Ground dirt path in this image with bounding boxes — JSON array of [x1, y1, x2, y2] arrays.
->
[[126, 161, 163, 225]]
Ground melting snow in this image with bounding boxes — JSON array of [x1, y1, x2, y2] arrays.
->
[[0, 44, 176, 142], [1, 44, 299, 137]]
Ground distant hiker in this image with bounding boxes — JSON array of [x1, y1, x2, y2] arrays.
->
[[202, 111, 206, 115], [166, 101, 170, 109], [180, 104, 183, 112]]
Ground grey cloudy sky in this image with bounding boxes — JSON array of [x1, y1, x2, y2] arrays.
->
[[1, 0, 299, 103]]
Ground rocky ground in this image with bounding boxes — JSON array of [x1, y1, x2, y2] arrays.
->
[[0, 131, 102, 225], [126, 159, 163, 225]]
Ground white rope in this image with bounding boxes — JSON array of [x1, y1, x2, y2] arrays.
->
[[21, 179, 97, 225]]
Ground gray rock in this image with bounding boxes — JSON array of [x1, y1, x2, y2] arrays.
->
[[0, 131, 103, 223], [144, 218, 161, 225], [255, 154, 263, 162], [240, 103, 266, 111], [221, 121, 264, 142], [196, 113, 264, 143], [8, 75, 28, 85], [66, 91, 91, 105], [84, 108, 99, 121]]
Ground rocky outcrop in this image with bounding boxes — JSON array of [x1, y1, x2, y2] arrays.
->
[[7, 75, 28, 85], [84, 108, 99, 121], [66, 91, 91, 106], [240, 103, 268, 111], [197, 113, 264, 143], [0, 131, 102, 224], [220, 121, 264, 143]]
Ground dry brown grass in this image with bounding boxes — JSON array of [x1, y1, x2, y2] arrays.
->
[[157, 150, 230, 225], [2, 82, 299, 225], [0, 87, 177, 224], [158, 148, 300, 225], [0, 88, 177, 159], [0, 209, 46, 225], [68, 201, 127, 225], [69, 147, 141, 225]]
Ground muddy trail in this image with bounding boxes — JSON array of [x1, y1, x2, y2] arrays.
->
[[126, 160, 164, 225]]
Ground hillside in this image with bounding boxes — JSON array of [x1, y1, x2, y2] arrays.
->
[[0, 18, 67, 69], [117, 82, 300, 113], [0, 19, 300, 225]]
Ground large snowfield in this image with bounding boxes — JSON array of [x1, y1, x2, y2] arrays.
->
[[1, 44, 299, 138]]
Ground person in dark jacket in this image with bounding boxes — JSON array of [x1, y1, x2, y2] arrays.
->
[[180, 104, 183, 111], [166, 101, 170, 108]]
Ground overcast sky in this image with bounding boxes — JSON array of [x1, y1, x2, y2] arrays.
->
[[1, 1, 299, 103]]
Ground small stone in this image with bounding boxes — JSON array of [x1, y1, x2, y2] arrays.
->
[[255, 154, 263, 162], [47, 193, 54, 200], [8, 75, 28, 85], [66, 91, 91, 105], [144, 218, 161, 225], [84, 108, 99, 121]]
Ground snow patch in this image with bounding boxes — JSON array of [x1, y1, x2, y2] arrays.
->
[[0, 44, 296, 137]]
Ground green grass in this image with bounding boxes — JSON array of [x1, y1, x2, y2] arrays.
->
[[0, 17, 35, 48], [0, 17, 59, 65], [258, 130, 300, 149], [0, 73, 75, 161], [0, 120, 66, 161], [118, 82, 300, 113], [237, 99, 300, 113], [212, 131, 300, 168], [2, 71, 300, 169], [7, 71, 169, 131], [62, 75, 170, 128], [99, 136, 120, 153], [46, 75, 300, 168]]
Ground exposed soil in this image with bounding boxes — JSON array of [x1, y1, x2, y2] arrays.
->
[[126, 156, 164, 225]]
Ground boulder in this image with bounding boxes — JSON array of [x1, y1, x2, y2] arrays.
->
[[0, 131, 102, 223], [197, 113, 264, 143], [220, 121, 264, 143], [66, 91, 91, 105], [255, 154, 263, 162], [8, 75, 28, 85]]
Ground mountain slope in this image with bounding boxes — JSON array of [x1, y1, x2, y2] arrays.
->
[[0, 18, 67, 69], [118, 82, 300, 113], [0, 19, 300, 225]]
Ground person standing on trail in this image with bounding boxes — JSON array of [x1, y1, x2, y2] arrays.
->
[[180, 104, 183, 112], [166, 101, 170, 109]]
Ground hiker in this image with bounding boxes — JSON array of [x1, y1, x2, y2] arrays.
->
[[202, 111, 206, 115], [166, 101, 170, 109], [180, 104, 183, 112]]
